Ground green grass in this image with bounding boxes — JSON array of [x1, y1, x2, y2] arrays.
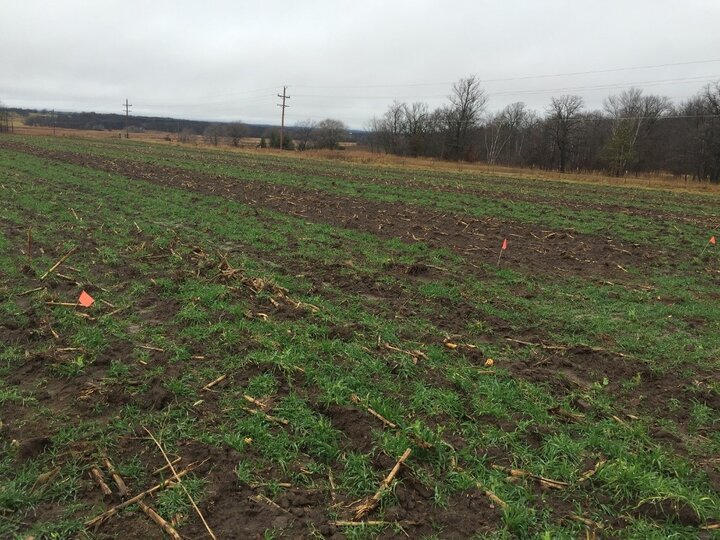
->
[[0, 135, 718, 538], [11, 134, 714, 248]]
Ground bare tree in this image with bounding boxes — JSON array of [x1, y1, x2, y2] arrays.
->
[[511, 109, 538, 166], [402, 102, 429, 156], [294, 119, 316, 151], [365, 116, 385, 153], [547, 95, 584, 172], [425, 107, 449, 157], [383, 101, 405, 154], [177, 127, 194, 143], [445, 76, 487, 160], [367, 101, 422, 155], [315, 119, 348, 149], [203, 124, 222, 146], [702, 82, 720, 182], [603, 88, 670, 175], [225, 122, 248, 147], [484, 102, 528, 165], [706, 81, 720, 111], [679, 82, 720, 181]]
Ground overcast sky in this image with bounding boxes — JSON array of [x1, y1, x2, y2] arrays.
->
[[2, 0, 719, 128]]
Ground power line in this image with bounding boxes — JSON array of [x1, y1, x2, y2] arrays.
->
[[11, 79, 710, 116], [135, 74, 717, 116], [482, 59, 720, 83], [290, 58, 720, 89], [134, 95, 272, 112], [290, 74, 719, 101], [488, 75, 720, 97], [141, 91, 277, 108]]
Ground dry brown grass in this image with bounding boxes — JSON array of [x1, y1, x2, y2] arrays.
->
[[11, 123, 177, 143], [299, 149, 720, 195]]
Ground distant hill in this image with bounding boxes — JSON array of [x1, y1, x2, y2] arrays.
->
[[16, 108, 244, 135], [9, 108, 364, 141]]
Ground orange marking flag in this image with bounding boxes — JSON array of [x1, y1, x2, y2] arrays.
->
[[711, 236, 716, 245], [78, 290, 94, 307], [501, 238, 508, 250]]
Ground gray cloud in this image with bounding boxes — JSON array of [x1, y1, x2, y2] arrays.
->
[[2, 0, 719, 128]]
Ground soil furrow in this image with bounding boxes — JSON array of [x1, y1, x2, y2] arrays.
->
[[0, 141, 664, 279]]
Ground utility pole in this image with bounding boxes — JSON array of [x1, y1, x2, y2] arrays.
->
[[123, 98, 132, 138], [52, 109, 56, 136], [277, 86, 290, 150]]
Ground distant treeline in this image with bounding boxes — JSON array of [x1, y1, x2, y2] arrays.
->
[[9, 108, 363, 149], [366, 77, 720, 181], [16, 109, 265, 136]]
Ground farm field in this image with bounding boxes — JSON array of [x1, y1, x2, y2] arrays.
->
[[1, 134, 719, 539]]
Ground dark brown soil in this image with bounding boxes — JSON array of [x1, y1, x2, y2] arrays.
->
[[634, 498, 702, 527], [321, 404, 377, 453], [15, 436, 53, 463]]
